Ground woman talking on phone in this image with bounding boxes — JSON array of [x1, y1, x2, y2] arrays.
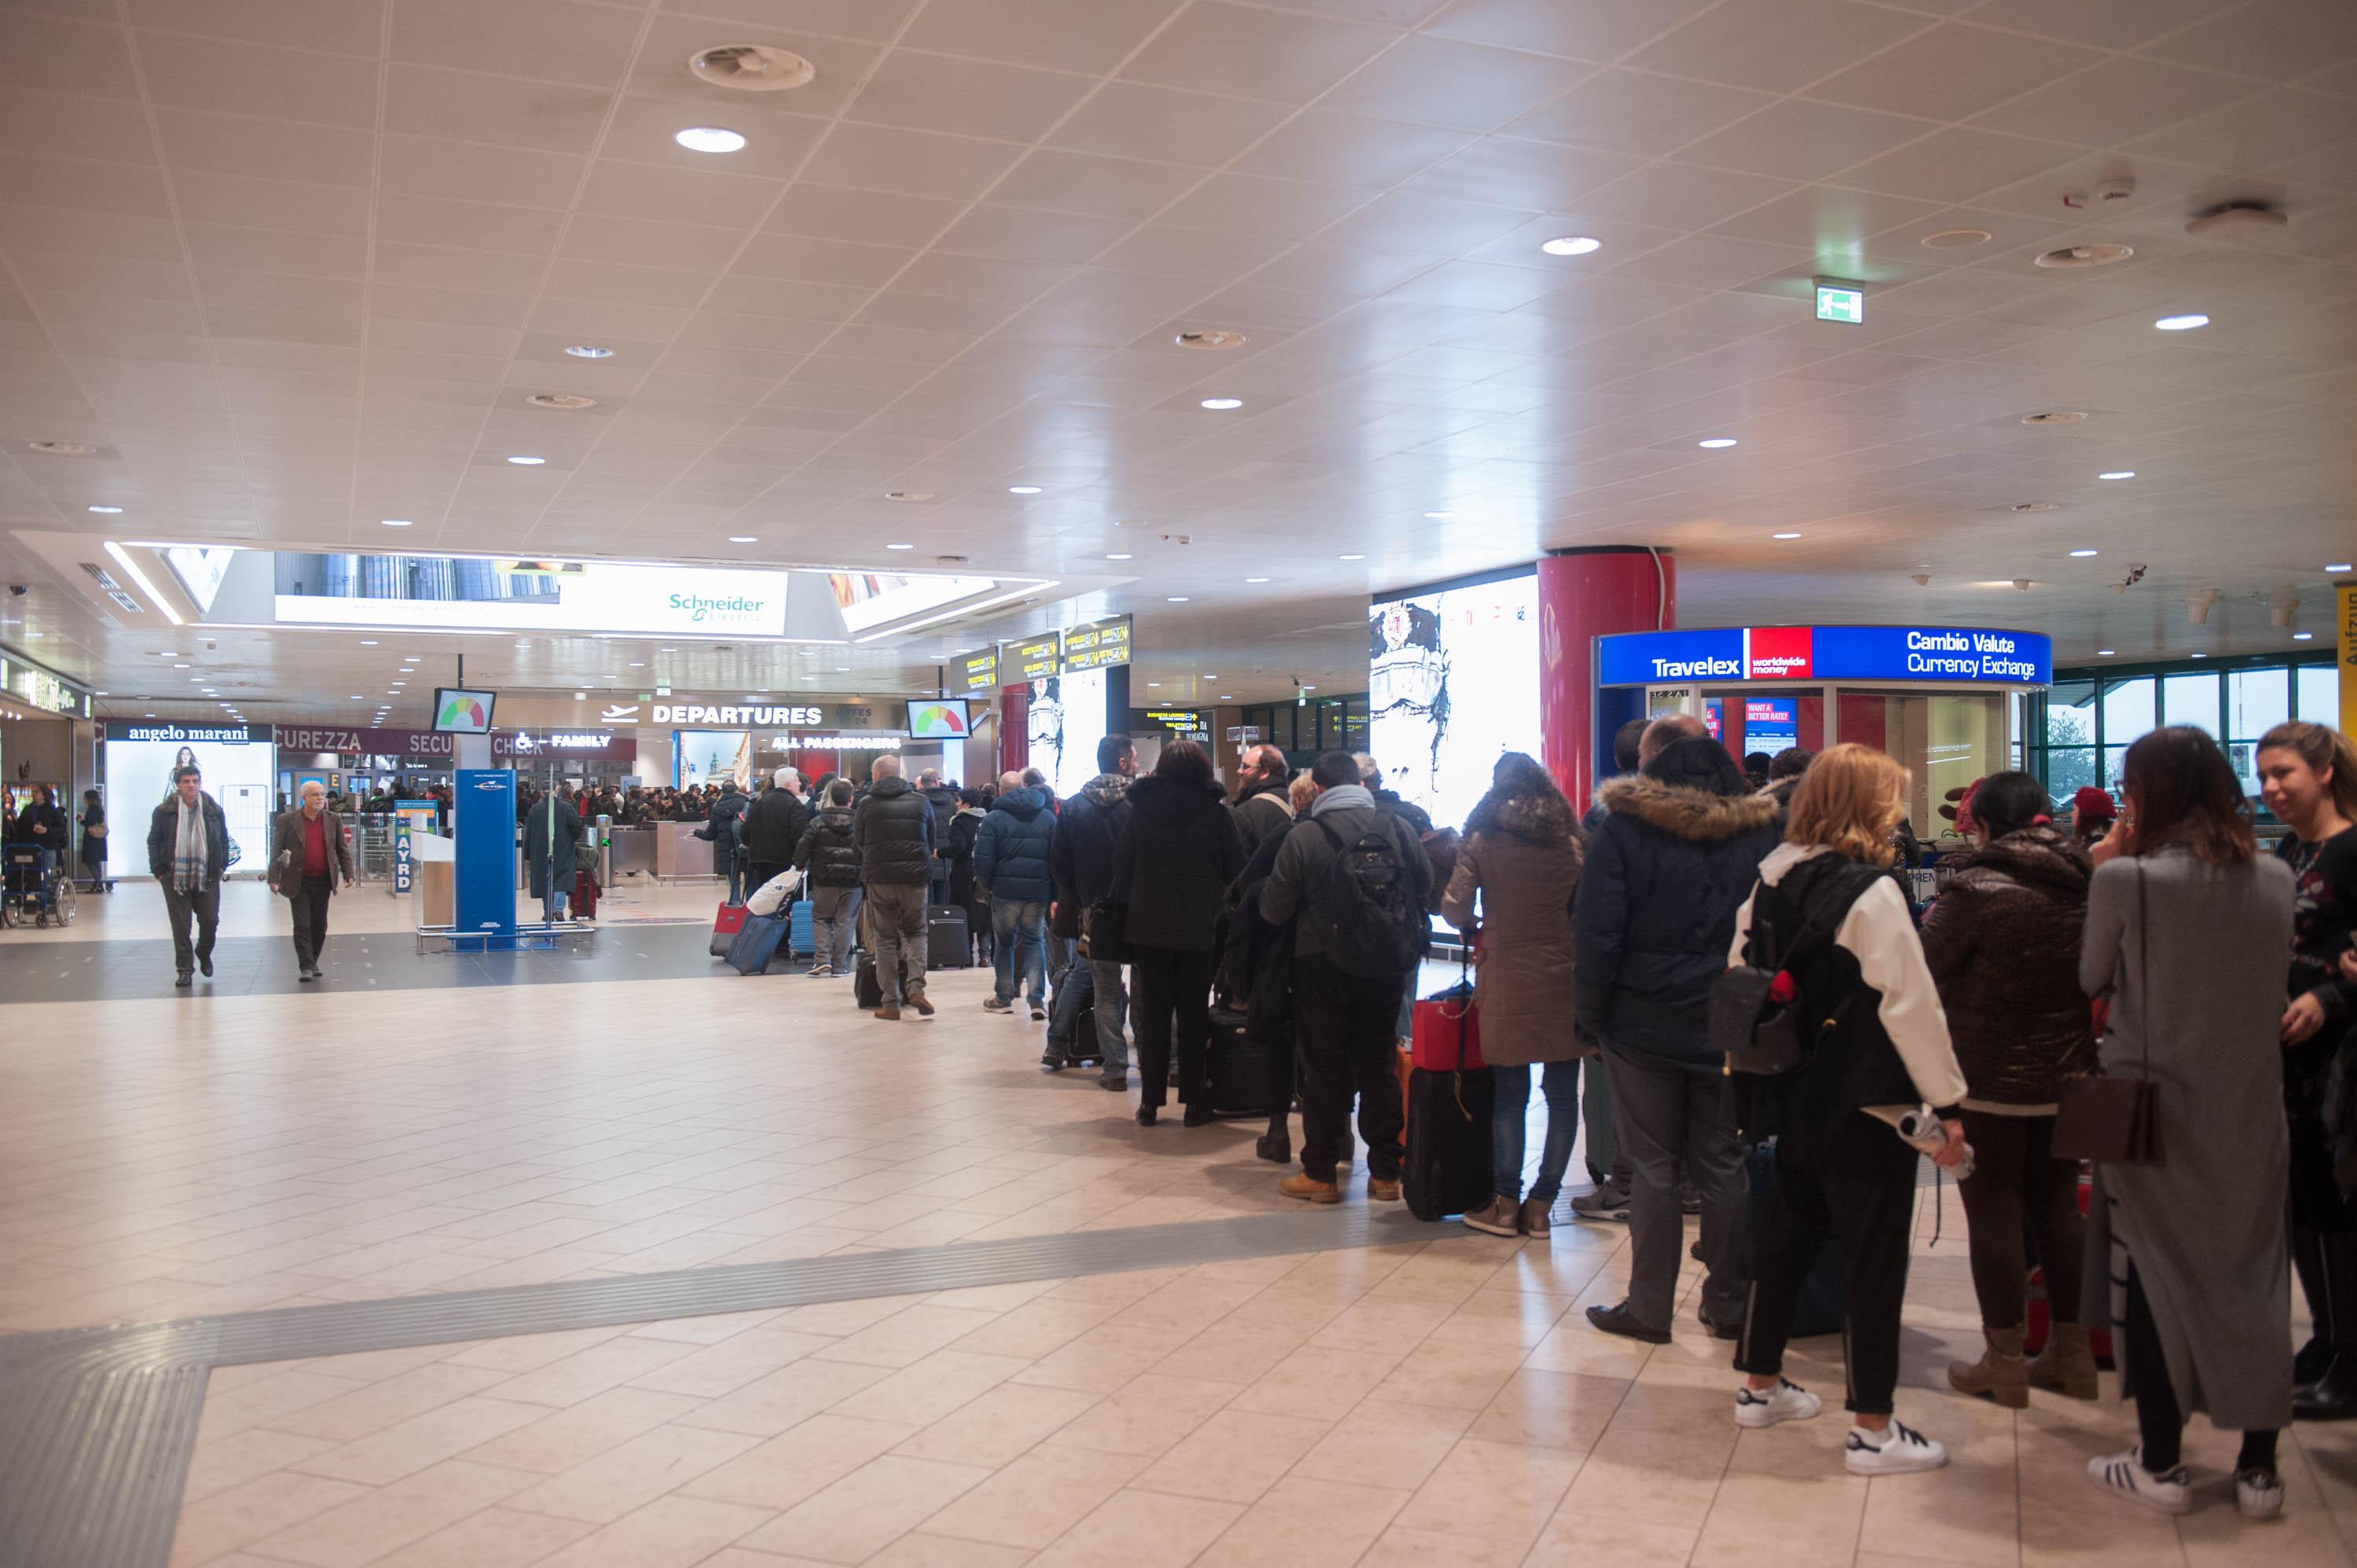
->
[[2080, 726, 2295, 1519]]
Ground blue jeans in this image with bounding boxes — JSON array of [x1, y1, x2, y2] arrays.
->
[[724, 853, 746, 905], [543, 885, 567, 923], [1494, 1061, 1581, 1205], [992, 898, 1047, 1007]]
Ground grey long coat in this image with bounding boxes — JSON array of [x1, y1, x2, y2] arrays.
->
[[2078, 844, 2296, 1433], [1440, 806, 1586, 1068]]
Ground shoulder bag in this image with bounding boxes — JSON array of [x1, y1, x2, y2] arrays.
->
[[2053, 863, 2162, 1166]]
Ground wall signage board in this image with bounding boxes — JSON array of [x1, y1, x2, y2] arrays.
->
[[0, 654, 91, 717], [1009, 635, 1061, 683], [1595, 625, 2051, 688], [1815, 278, 1865, 324], [271, 725, 632, 760], [1061, 616, 1132, 672], [651, 702, 892, 730], [105, 720, 271, 743], [955, 647, 1000, 694], [1139, 707, 1210, 743]]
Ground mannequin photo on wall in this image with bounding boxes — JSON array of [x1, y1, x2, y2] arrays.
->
[[1027, 676, 1064, 789]]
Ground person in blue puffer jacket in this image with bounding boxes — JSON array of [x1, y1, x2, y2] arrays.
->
[[977, 768, 1058, 1018]]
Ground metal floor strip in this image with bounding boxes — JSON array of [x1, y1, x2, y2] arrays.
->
[[0, 1206, 1472, 1568]]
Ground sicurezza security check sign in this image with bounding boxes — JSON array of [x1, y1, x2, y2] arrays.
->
[[1596, 625, 2051, 688]]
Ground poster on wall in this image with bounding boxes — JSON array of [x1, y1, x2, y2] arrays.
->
[[1368, 570, 1541, 834], [675, 730, 752, 789], [101, 722, 276, 878], [1028, 668, 1108, 800]]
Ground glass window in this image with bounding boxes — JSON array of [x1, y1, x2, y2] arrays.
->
[[2047, 678, 2097, 750], [2228, 666, 2290, 740], [2101, 677, 2156, 749], [2297, 665, 2339, 724], [2102, 747, 2132, 793], [2162, 672, 2220, 737], [2047, 747, 2097, 797]]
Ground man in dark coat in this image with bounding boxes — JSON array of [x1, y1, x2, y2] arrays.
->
[[852, 755, 935, 1019], [1574, 726, 1781, 1345], [1574, 713, 1670, 1217], [695, 778, 753, 903], [1050, 735, 1137, 1081], [794, 777, 861, 976], [740, 767, 808, 903], [148, 764, 230, 986], [1229, 744, 1295, 858], [1354, 753, 1435, 837], [918, 768, 960, 906], [524, 784, 585, 924], [978, 768, 1058, 1018]]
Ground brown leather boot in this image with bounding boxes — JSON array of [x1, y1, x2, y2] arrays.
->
[[1948, 1324, 2029, 1409], [2025, 1321, 2099, 1400]]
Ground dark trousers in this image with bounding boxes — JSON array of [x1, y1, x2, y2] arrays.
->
[[1955, 1109, 2084, 1328], [1607, 1052, 1749, 1327], [1736, 1111, 1919, 1415], [1293, 953, 1406, 1183], [1265, 1023, 1296, 1140], [161, 881, 220, 975], [289, 874, 332, 971], [1131, 946, 1213, 1112]]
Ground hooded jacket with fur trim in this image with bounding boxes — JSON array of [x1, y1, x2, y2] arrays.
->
[[1572, 769, 1781, 1070], [1441, 793, 1585, 1067], [1918, 825, 2095, 1109]]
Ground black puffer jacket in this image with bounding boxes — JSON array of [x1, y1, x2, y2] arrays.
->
[[741, 786, 808, 866], [1221, 828, 1292, 1042], [794, 805, 860, 888], [1113, 773, 1246, 953], [1050, 771, 1132, 938], [852, 775, 933, 885], [1919, 825, 2096, 1107]]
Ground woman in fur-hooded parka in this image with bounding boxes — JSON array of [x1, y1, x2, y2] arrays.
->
[[1442, 760, 1586, 1066]]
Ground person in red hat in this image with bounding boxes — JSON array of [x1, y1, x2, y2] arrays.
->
[[2069, 785, 2117, 846]]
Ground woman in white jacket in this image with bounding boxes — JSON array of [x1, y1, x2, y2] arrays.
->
[[1721, 745, 1970, 1476]]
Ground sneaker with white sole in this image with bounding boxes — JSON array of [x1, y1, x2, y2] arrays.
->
[[1735, 1378, 1821, 1430], [2086, 1447, 2190, 1513], [2235, 1465, 2286, 1521], [1461, 1195, 1519, 1237], [1569, 1182, 1631, 1223], [1846, 1421, 1948, 1475]]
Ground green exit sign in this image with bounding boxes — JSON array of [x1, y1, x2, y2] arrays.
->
[[1815, 280, 1865, 324]]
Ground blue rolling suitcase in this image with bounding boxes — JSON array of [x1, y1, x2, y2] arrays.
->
[[725, 913, 788, 976], [789, 899, 815, 958]]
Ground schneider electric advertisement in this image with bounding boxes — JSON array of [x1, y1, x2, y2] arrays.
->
[[1369, 570, 1541, 835]]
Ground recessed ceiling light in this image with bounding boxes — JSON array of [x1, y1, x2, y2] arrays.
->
[[87, 504, 123, 514], [1541, 236, 1602, 256], [2190, 652, 2209, 658], [1106, 552, 1133, 560], [2097, 650, 2116, 657], [506, 455, 546, 465], [1922, 228, 1994, 250], [2097, 471, 2135, 481], [144, 713, 156, 717], [1772, 532, 1802, 540], [885, 543, 913, 550], [565, 344, 614, 359], [174, 662, 189, 669], [1698, 438, 1739, 449], [2295, 632, 2315, 640], [1199, 397, 1243, 410], [350, 694, 365, 700], [1221, 694, 1234, 700], [836, 665, 851, 672], [1008, 485, 1042, 495], [1147, 681, 1160, 687], [728, 535, 757, 543], [2330, 563, 2353, 573], [1340, 552, 1365, 560], [380, 518, 412, 526], [2069, 548, 2099, 557], [360, 639, 378, 645], [1244, 577, 1269, 583], [675, 126, 746, 153], [2154, 313, 2208, 331], [1168, 595, 1189, 602], [527, 392, 596, 410], [1423, 511, 1453, 519]]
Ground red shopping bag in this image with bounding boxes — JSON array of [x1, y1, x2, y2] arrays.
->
[[1410, 982, 1483, 1071], [710, 901, 749, 958]]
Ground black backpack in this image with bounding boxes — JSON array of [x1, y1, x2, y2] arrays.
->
[[1711, 859, 1876, 1075], [1310, 810, 1426, 980]]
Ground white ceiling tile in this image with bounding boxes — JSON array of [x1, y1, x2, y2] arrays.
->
[[733, 231, 917, 284], [651, 0, 918, 44], [1395, 136, 1640, 210], [0, 89, 160, 165], [3, 207, 185, 263], [1314, 190, 1536, 258], [10, 250, 192, 303], [139, 32, 379, 126], [1379, 260, 1567, 310], [1579, 163, 1802, 230], [390, 0, 641, 89], [1230, 110, 1472, 188], [372, 194, 567, 257], [2124, 87, 2357, 170], [0, 155, 173, 218], [171, 169, 371, 233], [1708, 185, 1947, 250], [196, 269, 363, 315], [1238, 240, 1439, 297], [1047, 82, 1296, 166], [379, 134, 585, 209], [697, 273, 866, 322], [560, 214, 749, 273], [844, 291, 1011, 335], [1949, 0, 2229, 52], [576, 159, 787, 229], [1503, 69, 1777, 159], [890, 251, 1076, 302], [1626, 0, 1927, 95], [620, 20, 879, 123], [1601, 233, 1814, 289], [153, 108, 375, 187], [1968, 55, 2257, 148], [933, 203, 1139, 264], [1679, 100, 1937, 181], [1420, 0, 1715, 61], [799, 123, 1027, 200], [1314, 35, 1593, 131], [1809, 24, 2106, 123], [1119, 1, 1397, 103], [2139, 0, 2357, 84], [126, 0, 385, 55], [845, 50, 1097, 141], [761, 184, 963, 249], [1155, 174, 1372, 241], [1836, 126, 2082, 203], [896, 0, 1184, 72], [988, 149, 1206, 221], [0, 12, 140, 103], [383, 65, 614, 156]]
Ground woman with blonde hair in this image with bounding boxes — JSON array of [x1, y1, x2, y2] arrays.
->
[[1724, 744, 1970, 1476], [2255, 720, 2357, 1419]]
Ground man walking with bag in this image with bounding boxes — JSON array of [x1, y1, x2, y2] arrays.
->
[[1259, 751, 1431, 1204], [148, 764, 229, 987], [853, 754, 935, 1020], [269, 780, 355, 981], [1051, 735, 1138, 1084]]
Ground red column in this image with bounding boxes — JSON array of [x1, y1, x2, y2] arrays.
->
[[997, 685, 1028, 778], [1538, 547, 1674, 806]]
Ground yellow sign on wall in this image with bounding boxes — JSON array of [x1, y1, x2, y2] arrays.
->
[[2340, 584, 2357, 738]]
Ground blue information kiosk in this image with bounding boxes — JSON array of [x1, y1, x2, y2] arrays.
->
[[450, 768, 522, 950]]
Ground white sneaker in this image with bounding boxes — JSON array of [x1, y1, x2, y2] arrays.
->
[[1846, 1421, 1948, 1475], [2234, 1465, 2285, 1521], [1734, 1378, 1821, 1430], [2086, 1447, 2190, 1513]]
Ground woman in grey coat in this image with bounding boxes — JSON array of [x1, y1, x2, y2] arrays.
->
[[2079, 726, 2296, 1521]]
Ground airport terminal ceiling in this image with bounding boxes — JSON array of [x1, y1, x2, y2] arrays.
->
[[0, 0, 2352, 724]]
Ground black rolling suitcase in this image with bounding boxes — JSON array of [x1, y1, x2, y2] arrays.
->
[[926, 906, 970, 968], [1205, 1007, 1269, 1118], [854, 954, 907, 1009], [1403, 1064, 1494, 1222]]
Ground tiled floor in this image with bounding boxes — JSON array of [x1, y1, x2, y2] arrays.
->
[[5, 879, 2352, 1565]]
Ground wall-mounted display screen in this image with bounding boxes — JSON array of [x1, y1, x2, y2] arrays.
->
[[1029, 668, 1108, 800], [1743, 698, 1799, 753], [1369, 570, 1540, 835], [676, 731, 752, 789], [906, 699, 971, 738], [431, 687, 497, 734], [101, 722, 276, 879], [1061, 616, 1131, 672]]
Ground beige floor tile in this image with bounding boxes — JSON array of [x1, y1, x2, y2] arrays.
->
[[485, 1336, 705, 1408], [1526, 1514, 1701, 1568], [736, 1453, 993, 1563], [504, 1421, 761, 1523], [1226, 1345, 1405, 1423], [366, 1507, 598, 1568], [803, 1303, 1001, 1368], [168, 1471, 371, 1568], [621, 1327, 838, 1399], [1388, 1437, 1585, 1546], [1359, 1522, 1532, 1566], [1465, 1367, 1629, 1451], [1304, 1294, 1458, 1357], [1292, 1398, 1473, 1489], [684, 1412, 918, 1511], [1196, 1475, 1411, 1568], [894, 1380, 1102, 1467], [863, 1536, 1034, 1567], [1367, 1338, 1534, 1411], [672, 1357, 896, 1438], [533, 1494, 774, 1567], [1690, 1465, 1867, 1567], [193, 1369, 373, 1444], [922, 1442, 1154, 1549], [1009, 1322, 1178, 1394], [1050, 1373, 1241, 1458], [289, 1395, 551, 1485], [1133, 1407, 1335, 1503], [181, 1427, 339, 1505], [1030, 1486, 1247, 1568], [458, 1386, 706, 1474], [244, 1458, 533, 1568], [828, 1347, 1036, 1427]]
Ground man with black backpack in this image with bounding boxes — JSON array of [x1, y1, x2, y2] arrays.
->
[[1259, 751, 1433, 1204]]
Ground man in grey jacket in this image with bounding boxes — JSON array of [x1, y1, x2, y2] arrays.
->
[[1259, 750, 1431, 1205]]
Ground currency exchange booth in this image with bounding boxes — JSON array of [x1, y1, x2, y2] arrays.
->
[[1593, 624, 2053, 846]]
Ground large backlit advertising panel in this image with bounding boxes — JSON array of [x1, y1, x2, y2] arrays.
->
[[676, 731, 753, 789], [1028, 668, 1108, 800], [1369, 570, 1541, 835], [101, 722, 276, 879]]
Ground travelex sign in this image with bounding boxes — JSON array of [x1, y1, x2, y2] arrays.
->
[[1596, 625, 2051, 687]]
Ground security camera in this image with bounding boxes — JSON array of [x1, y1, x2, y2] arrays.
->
[[5, 585, 25, 597]]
